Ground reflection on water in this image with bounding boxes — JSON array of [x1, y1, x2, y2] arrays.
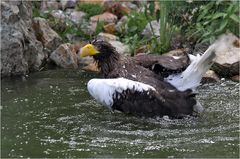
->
[[1, 70, 239, 158]]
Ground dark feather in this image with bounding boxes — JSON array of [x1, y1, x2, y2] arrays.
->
[[89, 40, 198, 118]]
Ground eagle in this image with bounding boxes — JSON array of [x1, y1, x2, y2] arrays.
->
[[79, 39, 218, 119]]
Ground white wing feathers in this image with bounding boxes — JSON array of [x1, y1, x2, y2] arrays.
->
[[87, 78, 155, 110]]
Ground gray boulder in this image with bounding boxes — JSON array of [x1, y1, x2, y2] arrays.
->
[[142, 20, 160, 38], [212, 33, 240, 77], [1, 1, 45, 77], [50, 43, 78, 69], [32, 17, 62, 54]]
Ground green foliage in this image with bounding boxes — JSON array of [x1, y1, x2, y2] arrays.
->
[[126, 11, 151, 36], [190, 1, 239, 43], [77, 3, 104, 18], [159, 1, 171, 53], [32, 1, 49, 19], [95, 21, 104, 35], [170, 1, 239, 43], [118, 11, 153, 55]]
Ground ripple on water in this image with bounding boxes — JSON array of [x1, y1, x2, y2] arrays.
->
[[1, 71, 239, 158]]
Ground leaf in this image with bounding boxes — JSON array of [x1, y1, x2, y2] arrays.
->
[[129, 26, 137, 32], [156, 9, 160, 23], [95, 21, 104, 34], [149, 1, 155, 16], [211, 13, 226, 20], [227, 3, 234, 14], [214, 19, 228, 33], [203, 20, 211, 26], [230, 14, 240, 23]]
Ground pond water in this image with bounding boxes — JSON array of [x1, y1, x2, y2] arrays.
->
[[1, 70, 239, 158]]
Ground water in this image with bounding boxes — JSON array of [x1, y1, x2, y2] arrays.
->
[[1, 70, 239, 158]]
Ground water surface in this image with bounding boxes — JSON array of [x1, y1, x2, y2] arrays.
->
[[1, 70, 239, 158]]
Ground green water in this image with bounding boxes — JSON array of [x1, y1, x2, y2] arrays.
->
[[1, 70, 239, 158]]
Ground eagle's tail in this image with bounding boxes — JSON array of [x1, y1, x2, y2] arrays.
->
[[166, 34, 231, 91], [166, 44, 216, 91]]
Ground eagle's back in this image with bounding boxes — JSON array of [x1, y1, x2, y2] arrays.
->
[[105, 56, 196, 118]]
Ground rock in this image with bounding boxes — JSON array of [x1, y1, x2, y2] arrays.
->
[[1, 1, 45, 77], [142, 20, 160, 38], [79, 0, 104, 5], [212, 33, 240, 77], [103, 1, 130, 19], [115, 16, 128, 33], [202, 70, 220, 84], [82, 62, 100, 72], [135, 45, 149, 55], [49, 10, 66, 22], [47, 10, 67, 33], [108, 40, 130, 54], [61, 0, 76, 10], [97, 32, 118, 41], [164, 48, 190, 57], [124, 2, 138, 10], [69, 11, 86, 24], [170, 33, 192, 50], [33, 17, 62, 54], [90, 12, 117, 24], [104, 22, 116, 34], [41, 0, 61, 11], [50, 43, 78, 69], [231, 75, 240, 82]]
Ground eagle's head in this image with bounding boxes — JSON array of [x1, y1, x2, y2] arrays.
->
[[80, 40, 118, 61], [80, 39, 120, 76]]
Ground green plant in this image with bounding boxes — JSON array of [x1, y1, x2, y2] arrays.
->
[[77, 3, 104, 18], [118, 11, 152, 55], [144, 1, 175, 54], [189, 1, 239, 43], [95, 21, 104, 35], [159, 1, 171, 53], [126, 11, 151, 37], [32, 1, 50, 19], [170, 1, 239, 43]]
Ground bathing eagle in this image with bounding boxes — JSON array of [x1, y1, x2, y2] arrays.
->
[[80, 39, 217, 118]]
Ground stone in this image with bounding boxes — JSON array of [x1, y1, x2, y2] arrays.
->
[[61, 0, 76, 10], [115, 16, 128, 33], [49, 10, 66, 22], [1, 1, 45, 77], [79, 0, 104, 5], [97, 32, 118, 41], [50, 43, 78, 69], [108, 40, 130, 54], [41, 0, 61, 11], [211, 33, 240, 77], [135, 45, 149, 55], [82, 62, 100, 72], [142, 20, 160, 38], [164, 48, 190, 57], [202, 70, 220, 84], [104, 22, 116, 34], [124, 2, 138, 10], [47, 10, 68, 33], [33, 17, 62, 54], [103, 1, 130, 19], [69, 11, 86, 24], [193, 42, 210, 56], [231, 75, 240, 82], [90, 12, 118, 24]]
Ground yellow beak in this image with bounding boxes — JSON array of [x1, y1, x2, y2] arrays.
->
[[80, 44, 100, 58]]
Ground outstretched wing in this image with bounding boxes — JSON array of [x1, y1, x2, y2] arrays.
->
[[87, 78, 202, 118]]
